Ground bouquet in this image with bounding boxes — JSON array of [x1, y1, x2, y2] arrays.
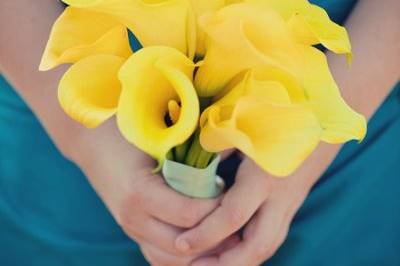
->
[[40, 0, 366, 198]]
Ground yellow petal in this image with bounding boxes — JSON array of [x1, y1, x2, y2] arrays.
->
[[58, 54, 125, 128], [194, 3, 297, 96], [117, 46, 199, 163], [63, 0, 196, 59], [297, 46, 366, 143], [247, 0, 352, 61], [40, 7, 131, 71], [189, 0, 225, 56], [200, 58, 366, 176], [250, 67, 306, 103], [201, 81, 322, 176]]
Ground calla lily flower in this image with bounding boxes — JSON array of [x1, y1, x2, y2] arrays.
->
[[58, 54, 126, 128], [246, 0, 352, 62], [40, 6, 133, 128], [40, 6, 131, 71], [188, 0, 225, 57], [195, 1, 351, 96], [194, 2, 364, 144], [62, 0, 197, 59], [195, 3, 301, 96], [200, 67, 365, 176], [117, 46, 199, 164]]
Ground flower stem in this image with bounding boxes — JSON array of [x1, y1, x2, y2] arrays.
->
[[175, 140, 190, 163], [184, 130, 201, 167], [166, 149, 174, 161], [170, 97, 215, 168], [195, 149, 215, 169], [184, 129, 215, 169]]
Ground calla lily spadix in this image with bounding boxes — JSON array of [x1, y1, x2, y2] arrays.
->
[[117, 46, 199, 165]]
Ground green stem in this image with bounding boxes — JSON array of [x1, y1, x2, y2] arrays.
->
[[175, 140, 190, 163], [169, 97, 215, 167], [195, 149, 214, 169], [184, 130, 202, 167], [166, 149, 174, 161], [184, 129, 215, 168]]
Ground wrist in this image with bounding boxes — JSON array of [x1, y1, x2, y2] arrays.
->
[[65, 119, 155, 176], [291, 143, 342, 192]]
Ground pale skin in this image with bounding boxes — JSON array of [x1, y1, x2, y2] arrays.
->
[[0, 1, 399, 266]]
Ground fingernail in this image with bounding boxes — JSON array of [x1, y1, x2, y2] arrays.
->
[[176, 238, 190, 252]]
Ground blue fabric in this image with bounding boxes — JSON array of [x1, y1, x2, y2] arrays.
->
[[1, 1, 399, 265], [0, 76, 148, 265]]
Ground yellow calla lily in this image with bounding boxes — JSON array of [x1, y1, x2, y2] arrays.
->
[[39, 6, 131, 71], [299, 46, 365, 143], [188, 0, 225, 57], [58, 54, 125, 128], [200, 70, 322, 176], [62, 0, 197, 59], [195, 0, 352, 95], [200, 66, 366, 176], [195, 3, 298, 96], [246, 0, 352, 62], [194, 2, 365, 143], [117, 46, 199, 164]]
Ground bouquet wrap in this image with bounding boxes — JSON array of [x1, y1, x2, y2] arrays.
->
[[162, 156, 224, 198]]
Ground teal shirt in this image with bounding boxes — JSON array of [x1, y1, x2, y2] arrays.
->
[[1, 1, 399, 265]]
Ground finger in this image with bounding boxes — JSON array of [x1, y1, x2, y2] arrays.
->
[[193, 201, 290, 266], [219, 149, 235, 160], [122, 215, 183, 255], [176, 159, 270, 254], [209, 234, 241, 255], [140, 235, 241, 266], [131, 171, 221, 228], [141, 242, 190, 266]]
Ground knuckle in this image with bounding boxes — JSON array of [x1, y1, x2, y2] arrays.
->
[[128, 188, 144, 206], [141, 250, 160, 266], [165, 261, 179, 266], [225, 204, 247, 229], [179, 200, 202, 227], [259, 176, 272, 199], [117, 216, 141, 239], [114, 209, 142, 239], [114, 209, 131, 229], [116, 215, 134, 233], [254, 243, 270, 262], [128, 171, 156, 206], [263, 248, 275, 261]]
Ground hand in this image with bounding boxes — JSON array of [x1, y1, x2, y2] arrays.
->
[[66, 120, 226, 265], [175, 144, 339, 266], [189, 161, 309, 266]]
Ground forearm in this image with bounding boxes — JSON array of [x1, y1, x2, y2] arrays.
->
[[329, 0, 400, 120], [296, 0, 400, 187], [0, 0, 82, 157]]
